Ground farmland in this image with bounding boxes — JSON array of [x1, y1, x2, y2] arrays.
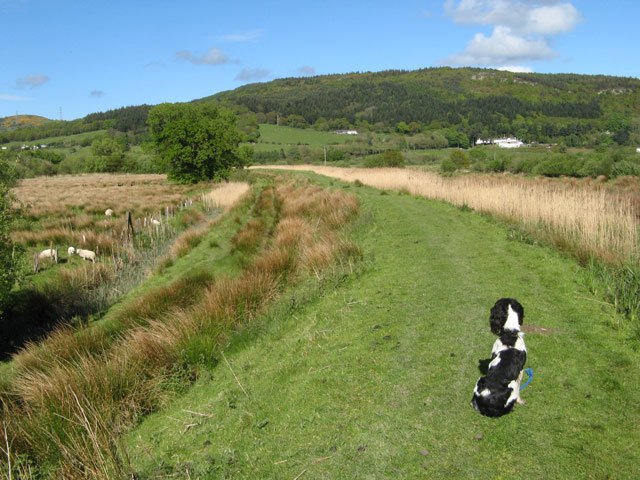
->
[[1, 174, 244, 360], [0, 168, 638, 478]]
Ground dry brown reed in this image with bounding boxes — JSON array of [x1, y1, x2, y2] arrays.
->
[[10, 174, 202, 255], [12, 174, 197, 219], [257, 165, 638, 263], [202, 181, 251, 210], [0, 180, 360, 478]]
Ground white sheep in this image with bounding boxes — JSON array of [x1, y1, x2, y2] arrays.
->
[[105, 208, 114, 216], [68, 247, 96, 263], [38, 248, 58, 264], [150, 218, 161, 226]]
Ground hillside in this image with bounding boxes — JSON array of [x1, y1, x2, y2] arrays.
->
[[204, 67, 640, 143], [0, 114, 51, 130], [3, 68, 639, 147]]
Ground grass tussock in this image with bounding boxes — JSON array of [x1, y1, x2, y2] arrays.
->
[[0, 179, 360, 478], [231, 218, 267, 253], [114, 271, 214, 329]]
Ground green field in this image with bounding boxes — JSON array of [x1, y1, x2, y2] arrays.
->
[[123, 171, 639, 479], [254, 124, 352, 150], [4, 129, 107, 149]]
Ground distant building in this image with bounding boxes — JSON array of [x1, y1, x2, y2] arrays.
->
[[334, 129, 358, 135], [476, 137, 525, 148]]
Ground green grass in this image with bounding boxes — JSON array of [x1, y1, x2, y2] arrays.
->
[[255, 124, 351, 148], [125, 172, 640, 479]]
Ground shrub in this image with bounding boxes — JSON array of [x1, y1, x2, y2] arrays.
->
[[449, 150, 469, 169], [382, 150, 405, 168], [440, 158, 456, 173], [611, 160, 640, 178]]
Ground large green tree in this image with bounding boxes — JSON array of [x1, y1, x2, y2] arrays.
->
[[147, 103, 242, 183]]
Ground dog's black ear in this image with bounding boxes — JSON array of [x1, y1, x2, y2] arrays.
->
[[489, 299, 508, 334]]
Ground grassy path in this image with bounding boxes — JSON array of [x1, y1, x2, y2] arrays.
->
[[128, 176, 640, 479]]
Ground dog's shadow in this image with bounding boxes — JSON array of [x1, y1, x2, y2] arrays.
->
[[477, 358, 491, 375]]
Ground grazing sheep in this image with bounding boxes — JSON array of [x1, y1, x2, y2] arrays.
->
[[68, 247, 96, 263], [150, 218, 161, 226], [105, 208, 114, 216], [38, 248, 58, 264]]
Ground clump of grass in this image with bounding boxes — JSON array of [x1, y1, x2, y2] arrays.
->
[[114, 271, 214, 330], [176, 207, 205, 229], [583, 259, 640, 327], [231, 219, 267, 253], [169, 227, 206, 259]]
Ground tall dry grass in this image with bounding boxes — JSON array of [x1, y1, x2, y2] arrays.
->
[[10, 174, 202, 257], [0, 180, 360, 478], [202, 181, 251, 210], [257, 165, 638, 263]]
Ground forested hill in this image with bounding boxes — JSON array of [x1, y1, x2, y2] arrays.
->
[[202, 67, 640, 143], [3, 68, 639, 146]]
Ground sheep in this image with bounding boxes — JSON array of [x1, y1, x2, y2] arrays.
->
[[38, 248, 58, 264], [150, 218, 161, 226], [105, 208, 114, 216], [68, 247, 96, 263]]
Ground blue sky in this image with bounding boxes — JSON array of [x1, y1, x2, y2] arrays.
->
[[1, 0, 638, 120]]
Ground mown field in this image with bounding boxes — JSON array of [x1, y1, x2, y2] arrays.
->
[[253, 124, 352, 152], [1, 169, 638, 478]]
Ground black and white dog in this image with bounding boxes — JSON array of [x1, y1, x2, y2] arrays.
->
[[471, 298, 527, 417]]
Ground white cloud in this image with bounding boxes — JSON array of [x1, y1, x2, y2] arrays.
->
[[15, 73, 50, 88], [442, 0, 581, 68], [1, 94, 34, 101], [221, 29, 264, 42], [523, 3, 580, 34], [234, 68, 270, 81], [296, 66, 316, 76], [497, 65, 534, 73], [90, 90, 105, 98], [444, 25, 556, 65], [445, 0, 581, 34], [176, 47, 233, 65]]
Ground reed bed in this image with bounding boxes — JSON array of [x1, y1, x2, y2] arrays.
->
[[257, 165, 639, 263], [13, 174, 197, 219], [202, 181, 251, 210], [0, 180, 360, 478]]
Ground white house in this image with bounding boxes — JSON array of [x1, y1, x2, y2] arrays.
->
[[494, 137, 524, 148], [334, 129, 358, 135], [476, 137, 524, 148]]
